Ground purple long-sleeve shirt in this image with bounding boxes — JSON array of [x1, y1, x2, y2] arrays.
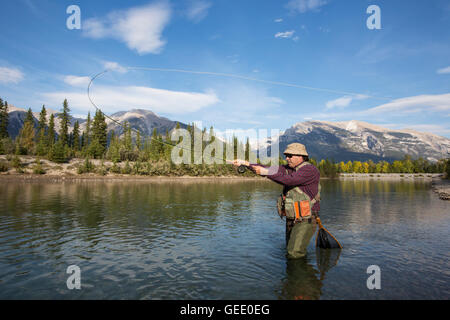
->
[[254, 162, 321, 212]]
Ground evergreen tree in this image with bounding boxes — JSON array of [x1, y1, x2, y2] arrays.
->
[[37, 105, 47, 134], [17, 108, 35, 155], [108, 131, 120, 163], [47, 113, 56, 148], [84, 112, 91, 151], [73, 121, 80, 152], [136, 130, 142, 151], [209, 126, 216, 159], [36, 105, 48, 156], [0, 99, 9, 139], [59, 99, 71, 146], [91, 110, 107, 157], [80, 131, 85, 149], [245, 137, 250, 162], [50, 140, 66, 163], [123, 121, 132, 152], [149, 127, 160, 160]]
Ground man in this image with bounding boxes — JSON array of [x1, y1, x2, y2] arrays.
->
[[233, 143, 320, 259]]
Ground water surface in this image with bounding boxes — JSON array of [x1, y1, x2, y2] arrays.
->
[[0, 179, 448, 299]]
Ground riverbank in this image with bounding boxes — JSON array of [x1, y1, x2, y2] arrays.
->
[[0, 155, 443, 180], [338, 173, 443, 180], [431, 177, 450, 200], [0, 155, 446, 186]]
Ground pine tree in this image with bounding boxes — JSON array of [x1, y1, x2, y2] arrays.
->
[[47, 113, 56, 148], [73, 121, 80, 152], [0, 99, 9, 139], [50, 139, 66, 163], [91, 110, 107, 158], [36, 105, 48, 156], [80, 132, 85, 149], [17, 108, 35, 155], [136, 130, 142, 151], [58, 99, 71, 147], [108, 131, 120, 163], [233, 135, 238, 160], [149, 127, 159, 160], [123, 121, 132, 152], [84, 112, 91, 152]]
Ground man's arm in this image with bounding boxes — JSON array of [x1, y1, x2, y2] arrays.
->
[[267, 164, 319, 186]]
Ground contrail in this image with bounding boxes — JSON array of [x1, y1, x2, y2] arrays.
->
[[126, 66, 393, 100]]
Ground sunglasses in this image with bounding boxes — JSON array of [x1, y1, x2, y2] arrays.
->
[[284, 154, 298, 158]]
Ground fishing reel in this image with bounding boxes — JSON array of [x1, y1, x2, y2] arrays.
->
[[237, 165, 247, 174]]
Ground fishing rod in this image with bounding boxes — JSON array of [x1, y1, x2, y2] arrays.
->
[[87, 66, 393, 173], [87, 70, 249, 173]]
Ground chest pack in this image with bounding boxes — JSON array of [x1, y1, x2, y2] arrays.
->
[[276, 162, 321, 221]]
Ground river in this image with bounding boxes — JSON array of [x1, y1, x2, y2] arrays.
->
[[0, 179, 448, 299]]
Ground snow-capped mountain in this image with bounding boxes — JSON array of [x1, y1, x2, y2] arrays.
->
[[258, 120, 450, 162], [5, 107, 186, 140], [77, 108, 187, 137]]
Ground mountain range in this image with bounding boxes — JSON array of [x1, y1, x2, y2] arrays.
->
[[259, 120, 450, 162], [4, 106, 450, 162]]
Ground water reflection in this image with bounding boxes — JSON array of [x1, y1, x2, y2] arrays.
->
[[316, 248, 341, 281], [279, 248, 342, 300]]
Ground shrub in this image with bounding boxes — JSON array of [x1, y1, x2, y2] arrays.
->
[[96, 160, 108, 176], [121, 161, 132, 174], [32, 158, 46, 174], [0, 160, 10, 172], [110, 161, 121, 174], [77, 157, 95, 174], [12, 155, 22, 168]]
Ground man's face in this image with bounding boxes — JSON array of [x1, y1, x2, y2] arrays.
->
[[285, 154, 303, 168]]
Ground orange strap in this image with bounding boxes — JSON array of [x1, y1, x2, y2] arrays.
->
[[294, 202, 300, 220]]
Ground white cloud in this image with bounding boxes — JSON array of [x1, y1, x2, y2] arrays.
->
[[83, 2, 171, 55], [274, 18, 283, 22], [286, 0, 327, 13], [364, 93, 450, 115], [102, 61, 128, 73], [42, 85, 220, 115], [275, 30, 295, 38], [185, 0, 212, 23], [326, 94, 368, 109], [0, 67, 24, 84], [437, 66, 450, 74], [64, 75, 91, 87]]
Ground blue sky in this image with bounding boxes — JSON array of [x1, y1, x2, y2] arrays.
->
[[0, 0, 449, 137]]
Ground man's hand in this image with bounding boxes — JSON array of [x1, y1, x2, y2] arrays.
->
[[250, 165, 269, 176], [229, 160, 270, 176], [230, 159, 250, 167]]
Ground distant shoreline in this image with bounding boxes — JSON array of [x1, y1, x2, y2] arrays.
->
[[0, 155, 446, 185], [0, 172, 443, 181], [338, 173, 443, 180], [1, 167, 448, 200]]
